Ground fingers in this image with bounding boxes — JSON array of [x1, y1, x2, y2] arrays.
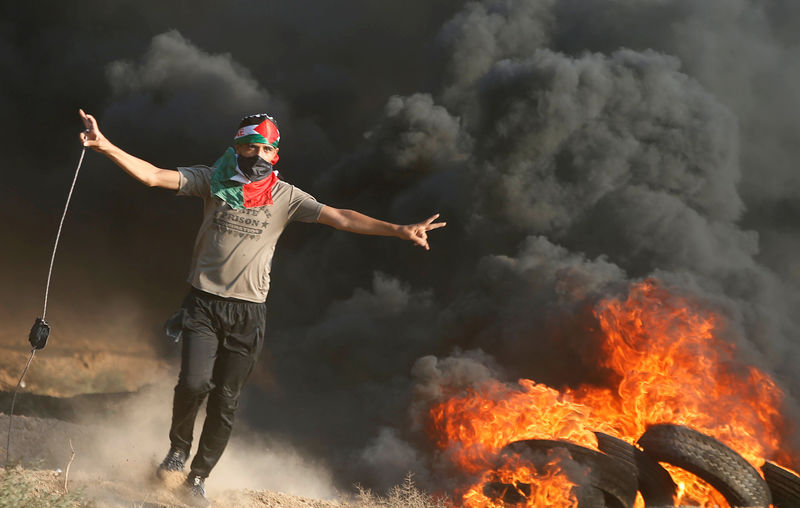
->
[[79, 108, 104, 148], [421, 214, 446, 231], [79, 108, 99, 131], [86, 114, 98, 131], [79, 126, 93, 146], [404, 214, 444, 250], [423, 213, 440, 225], [413, 229, 430, 250], [79, 108, 91, 129]]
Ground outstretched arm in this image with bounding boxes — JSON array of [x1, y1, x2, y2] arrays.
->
[[79, 109, 180, 190], [317, 206, 446, 250]]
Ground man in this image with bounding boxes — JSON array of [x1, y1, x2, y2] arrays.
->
[[78, 109, 445, 505]]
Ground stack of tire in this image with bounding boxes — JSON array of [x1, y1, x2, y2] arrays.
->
[[483, 424, 800, 507]]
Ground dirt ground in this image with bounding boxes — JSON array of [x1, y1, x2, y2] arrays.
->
[[0, 402, 350, 507], [0, 325, 351, 507], [1, 464, 345, 507]]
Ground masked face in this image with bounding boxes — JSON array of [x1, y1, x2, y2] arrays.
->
[[236, 154, 274, 182]]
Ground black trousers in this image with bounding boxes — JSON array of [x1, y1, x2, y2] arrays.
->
[[168, 288, 266, 477]]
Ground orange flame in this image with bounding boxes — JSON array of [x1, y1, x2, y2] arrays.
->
[[428, 279, 793, 507], [463, 454, 579, 507]]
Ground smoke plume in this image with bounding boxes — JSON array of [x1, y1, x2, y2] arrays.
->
[[2, 0, 800, 496]]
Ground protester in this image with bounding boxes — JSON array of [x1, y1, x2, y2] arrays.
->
[[79, 109, 445, 505]]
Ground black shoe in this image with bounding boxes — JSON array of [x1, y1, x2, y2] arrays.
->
[[156, 447, 187, 477], [184, 472, 211, 507]]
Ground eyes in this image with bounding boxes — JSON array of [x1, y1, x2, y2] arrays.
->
[[246, 144, 276, 156]]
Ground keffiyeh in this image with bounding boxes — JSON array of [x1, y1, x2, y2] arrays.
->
[[210, 148, 279, 209], [209, 114, 282, 209], [234, 114, 280, 147]]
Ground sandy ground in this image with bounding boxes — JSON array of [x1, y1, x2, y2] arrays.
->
[[1, 465, 345, 508], [0, 412, 348, 507], [0, 327, 350, 507]]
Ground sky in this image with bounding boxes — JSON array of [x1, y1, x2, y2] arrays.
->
[[2, 0, 800, 494]]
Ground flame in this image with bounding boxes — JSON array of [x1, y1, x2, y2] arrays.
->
[[463, 454, 579, 508], [428, 279, 793, 507]]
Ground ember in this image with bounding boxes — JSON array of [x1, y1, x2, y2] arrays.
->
[[428, 279, 795, 507]]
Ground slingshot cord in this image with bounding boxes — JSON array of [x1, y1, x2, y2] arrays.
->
[[5, 147, 86, 468], [43, 147, 86, 319], [5, 350, 36, 468]]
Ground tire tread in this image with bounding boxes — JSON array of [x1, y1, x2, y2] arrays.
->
[[637, 424, 770, 507]]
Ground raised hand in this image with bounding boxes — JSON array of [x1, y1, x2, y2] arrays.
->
[[78, 109, 111, 152], [400, 213, 447, 250]]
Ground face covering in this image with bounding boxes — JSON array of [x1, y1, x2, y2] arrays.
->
[[211, 148, 280, 209], [237, 154, 274, 182]]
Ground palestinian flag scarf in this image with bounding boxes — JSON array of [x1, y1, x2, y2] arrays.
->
[[210, 147, 279, 209]]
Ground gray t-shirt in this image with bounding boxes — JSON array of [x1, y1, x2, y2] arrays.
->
[[178, 165, 323, 302]]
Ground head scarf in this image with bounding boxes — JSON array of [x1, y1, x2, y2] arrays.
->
[[210, 114, 282, 209], [233, 114, 280, 147]]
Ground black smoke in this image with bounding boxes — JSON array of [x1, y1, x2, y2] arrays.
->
[[2, 0, 800, 496]]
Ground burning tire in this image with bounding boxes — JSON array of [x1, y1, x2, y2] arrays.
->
[[482, 481, 606, 507], [594, 431, 677, 507], [637, 424, 771, 508], [501, 439, 639, 508], [761, 460, 800, 507]]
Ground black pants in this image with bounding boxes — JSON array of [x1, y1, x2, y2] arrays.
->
[[168, 289, 266, 477]]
